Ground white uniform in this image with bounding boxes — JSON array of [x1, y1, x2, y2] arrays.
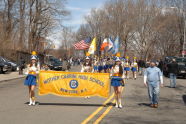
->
[[81, 62, 92, 72]]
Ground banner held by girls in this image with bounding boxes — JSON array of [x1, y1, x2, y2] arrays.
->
[[39, 71, 110, 98]]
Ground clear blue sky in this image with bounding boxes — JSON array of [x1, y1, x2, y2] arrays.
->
[[48, 0, 107, 48], [64, 0, 107, 30]]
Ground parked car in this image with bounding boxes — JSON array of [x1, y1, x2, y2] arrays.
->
[[48, 60, 64, 71], [163, 56, 186, 78], [0, 56, 11, 73], [3, 58, 18, 71], [176, 57, 186, 78], [45, 55, 64, 71]]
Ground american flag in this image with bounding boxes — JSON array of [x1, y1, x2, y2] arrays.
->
[[73, 37, 91, 50]]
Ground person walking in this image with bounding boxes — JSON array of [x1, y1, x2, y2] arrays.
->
[[110, 57, 125, 108], [124, 56, 130, 79], [167, 59, 178, 88], [19, 57, 25, 75], [24, 55, 40, 106], [131, 57, 138, 80], [144, 60, 163, 108]]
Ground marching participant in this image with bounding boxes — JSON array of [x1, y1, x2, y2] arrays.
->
[[81, 56, 92, 72], [110, 57, 124, 108], [81, 55, 92, 98], [93, 57, 99, 73], [106, 57, 113, 73], [124, 56, 130, 79], [98, 58, 103, 73], [24, 51, 40, 106], [131, 57, 138, 80], [102, 58, 107, 73]]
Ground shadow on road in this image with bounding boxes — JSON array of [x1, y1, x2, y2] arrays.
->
[[182, 95, 186, 105], [138, 103, 151, 107], [24, 102, 112, 107]]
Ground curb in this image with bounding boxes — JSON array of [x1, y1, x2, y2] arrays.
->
[[0, 76, 26, 83]]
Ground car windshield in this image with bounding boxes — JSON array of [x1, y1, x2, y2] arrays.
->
[[54, 59, 62, 64], [1, 57, 6, 62], [176, 58, 186, 63], [0, 57, 3, 62], [3, 58, 10, 62]]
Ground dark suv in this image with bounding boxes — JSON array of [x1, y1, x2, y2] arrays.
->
[[45, 56, 64, 71], [0, 56, 11, 73], [176, 57, 186, 78], [163, 56, 186, 78]]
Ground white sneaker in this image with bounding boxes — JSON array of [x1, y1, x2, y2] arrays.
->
[[28, 102, 32, 106], [118, 104, 122, 108], [31, 97, 36, 106], [28, 98, 32, 106], [32, 101, 35, 106], [115, 104, 118, 108]]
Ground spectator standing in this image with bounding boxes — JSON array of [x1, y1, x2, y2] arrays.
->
[[62, 58, 68, 71], [167, 59, 178, 88], [138, 60, 145, 75], [158, 59, 164, 72], [19, 57, 25, 75]]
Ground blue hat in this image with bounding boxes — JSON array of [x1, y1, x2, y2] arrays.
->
[[31, 55, 37, 60], [150, 60, 156, 63], [85, 56, 90, 60], [115, 57, 121, 62]]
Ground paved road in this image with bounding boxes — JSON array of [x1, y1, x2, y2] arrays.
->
[[0, 66, 186, 124], [101, 76, 186, 124]]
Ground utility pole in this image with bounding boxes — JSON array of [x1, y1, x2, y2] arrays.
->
[[182, 0, 186, 57]]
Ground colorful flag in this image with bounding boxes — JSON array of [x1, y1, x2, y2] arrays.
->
[[108, 37, 115, 54], [113, 36, 119, 54], [100, 38, 109, 51], [73, 37, 91, 50], [108, 38, 114, 51], [88, 37, 96, 54]]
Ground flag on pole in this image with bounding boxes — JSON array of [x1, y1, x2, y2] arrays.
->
[[108, 38, 114, 51], [113, 36, 119, 54], [100, 38, 109, 51], [108, 37, 115, 54], [73, 37, 91, 50], [88, 37, 96, 55]]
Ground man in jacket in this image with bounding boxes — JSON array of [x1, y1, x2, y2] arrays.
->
[[144, 60, 163, 108], [167, 59, 178, 88]]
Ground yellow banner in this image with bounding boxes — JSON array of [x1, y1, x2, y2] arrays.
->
[[38, 71, 110, 98]]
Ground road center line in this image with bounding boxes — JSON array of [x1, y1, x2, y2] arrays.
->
[[81, 93, 114, 124], [93, 99, 115, 124], [93, 87, 124, 124]]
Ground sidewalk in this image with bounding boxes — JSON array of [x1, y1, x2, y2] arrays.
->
[[0, 71, 26, 83], [0, 66, 80, 83]]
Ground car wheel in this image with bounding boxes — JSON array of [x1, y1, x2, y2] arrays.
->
[[2, 70, 5, 74], [184, 75, 186, 79]]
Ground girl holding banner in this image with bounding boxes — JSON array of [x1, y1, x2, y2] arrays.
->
[[24, 53, 40, 106], [110, 57, 124, 108]]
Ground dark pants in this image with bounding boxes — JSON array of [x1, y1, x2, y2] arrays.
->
[[19, 67, 23, 75]]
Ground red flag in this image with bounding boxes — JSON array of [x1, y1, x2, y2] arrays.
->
[[73, 40, 90, 50]]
